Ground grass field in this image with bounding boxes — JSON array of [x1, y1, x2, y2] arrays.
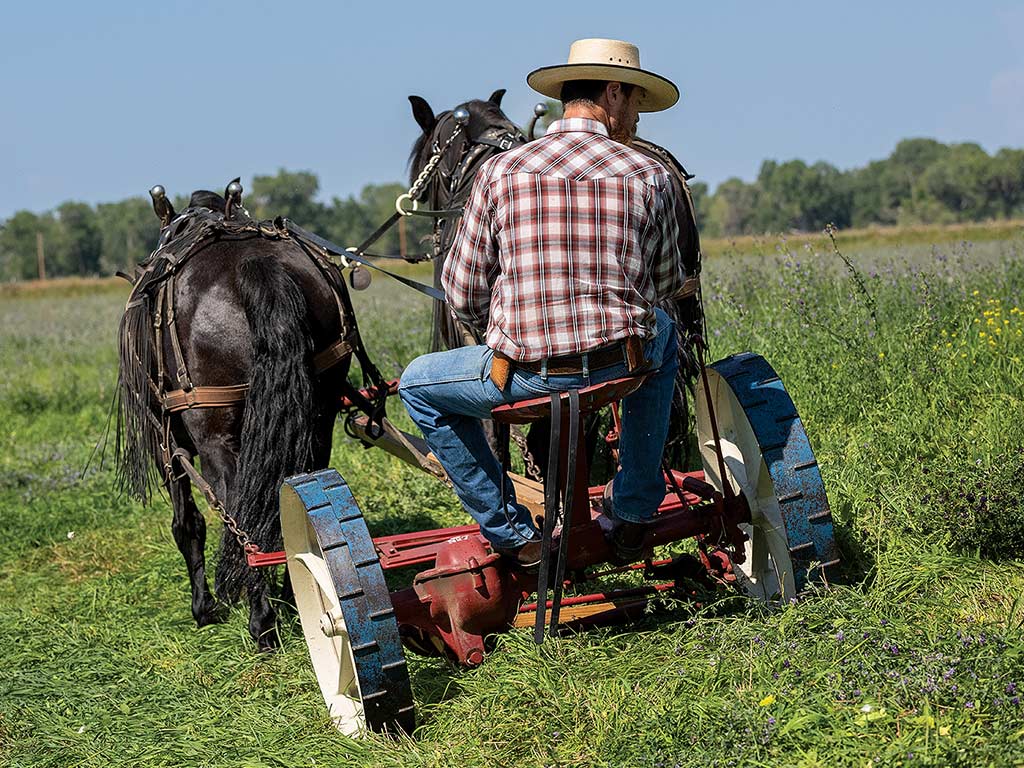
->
[[1, 225, 1023, 767]]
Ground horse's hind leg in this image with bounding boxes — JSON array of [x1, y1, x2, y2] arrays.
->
[[169, 470, 225, 627], [196, 435, 279, 651]]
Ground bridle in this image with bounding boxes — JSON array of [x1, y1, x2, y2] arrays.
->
[[410, 110, 526, 264], [401, 110, 525, 219], [439, 122, 526, 200], [282, 106, 528, 311]]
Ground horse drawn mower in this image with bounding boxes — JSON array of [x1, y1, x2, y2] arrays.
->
[[267, 347, 839, 736], [127, 102, 837, 738]]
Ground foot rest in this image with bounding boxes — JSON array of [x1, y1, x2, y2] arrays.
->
[[491, 375, 649, 424]]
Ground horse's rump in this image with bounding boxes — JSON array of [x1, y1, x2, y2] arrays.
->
[[115, 210, 352, 505]]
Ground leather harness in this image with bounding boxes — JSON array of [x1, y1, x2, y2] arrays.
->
[[120, 207, 387, 490], [129, 211, 358, 418]]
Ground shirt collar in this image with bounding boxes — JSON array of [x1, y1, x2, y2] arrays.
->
[[544, 117, 609, 137]]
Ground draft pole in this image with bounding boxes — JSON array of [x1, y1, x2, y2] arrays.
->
[[36, 231, 46, 281]]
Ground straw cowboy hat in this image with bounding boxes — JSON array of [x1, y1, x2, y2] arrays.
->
[[527, 38, 679, 112]]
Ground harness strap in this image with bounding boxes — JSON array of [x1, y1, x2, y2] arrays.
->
[[154, 282, 167, 395], [354, 210, 402, 255], [163, 384, 250, 413], [391, 207, 463, 220], [285, 221, 446, 303], [534, 393, 562, 644], [160, 334, 355, 414], [312, 336, 354, 374], [548, 389, 580, 635], [676, 275, 701, 299], [165, 273, 193, 391]]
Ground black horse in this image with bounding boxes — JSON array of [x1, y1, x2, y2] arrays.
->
[[116, 187, 353, 649], [406, 91, 704, 472]]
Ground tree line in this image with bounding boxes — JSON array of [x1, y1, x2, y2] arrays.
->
[[0, 172, 432, 282], [2, 137, 1022, 281], [689, 138, 1024, 238]]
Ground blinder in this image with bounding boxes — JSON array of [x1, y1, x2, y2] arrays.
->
[[443, 123, 527, 198]]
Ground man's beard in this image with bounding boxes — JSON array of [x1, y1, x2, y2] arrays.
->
[[610, 124, 634, 145], [608, 106, 636, 145]]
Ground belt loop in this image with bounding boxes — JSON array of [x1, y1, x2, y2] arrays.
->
[[582, 352, 590, 380], [540, 358, 548, 381]]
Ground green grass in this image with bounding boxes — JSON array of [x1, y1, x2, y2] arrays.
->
[[1, 230, 1024, 767]]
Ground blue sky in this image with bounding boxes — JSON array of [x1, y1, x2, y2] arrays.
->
[[2, 1, 1022, 219]]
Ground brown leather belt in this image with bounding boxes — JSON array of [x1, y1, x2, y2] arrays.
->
[[491, 337, 647, 389]]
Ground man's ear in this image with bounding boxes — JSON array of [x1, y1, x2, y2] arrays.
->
[[604, 81, 623, 106]]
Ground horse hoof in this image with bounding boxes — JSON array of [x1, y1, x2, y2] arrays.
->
[[194, 601, 229, 628], [256, 632, 280, 652]]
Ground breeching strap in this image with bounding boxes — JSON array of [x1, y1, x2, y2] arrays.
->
[[160, 335, 354, 413]]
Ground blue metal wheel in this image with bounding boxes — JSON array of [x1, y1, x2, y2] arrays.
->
[[695, 352, 839, 600], [280, 469, 415, 736]]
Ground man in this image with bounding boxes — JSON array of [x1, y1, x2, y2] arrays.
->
[[399, 38, 689, 566]]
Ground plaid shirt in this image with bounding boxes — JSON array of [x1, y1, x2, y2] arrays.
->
[[442, 118, 685, 362]]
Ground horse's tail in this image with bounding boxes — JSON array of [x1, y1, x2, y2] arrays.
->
[[217, 254, 317, 603]]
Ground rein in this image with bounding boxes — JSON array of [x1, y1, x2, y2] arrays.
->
[[314, 114, 524, 302]]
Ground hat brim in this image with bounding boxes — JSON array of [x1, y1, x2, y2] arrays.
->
[[527, 63, 679, 112]]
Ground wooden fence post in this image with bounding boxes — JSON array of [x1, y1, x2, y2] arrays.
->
[[36, 231, 46, 281]]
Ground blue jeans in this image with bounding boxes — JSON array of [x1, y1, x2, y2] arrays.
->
[[398, 308, 678, 550]]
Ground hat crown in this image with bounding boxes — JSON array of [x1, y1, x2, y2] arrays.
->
[[567, 39, 641, 70]]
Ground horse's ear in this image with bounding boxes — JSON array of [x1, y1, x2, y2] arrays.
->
[[408, 95, 436, 134], [149, 185, 175, 226], [488, 88, 506, 108]]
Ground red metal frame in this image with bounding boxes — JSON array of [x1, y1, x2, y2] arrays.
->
[[251, 470, 712, 569], [255, 378, 754, 666], [381, 469, 749, 666]]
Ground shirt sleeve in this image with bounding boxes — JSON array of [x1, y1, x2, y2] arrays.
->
[[647, 173, 685, 300], [441, 167, 499, 330]]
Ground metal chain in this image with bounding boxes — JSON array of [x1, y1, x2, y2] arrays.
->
[[407, 122, 466, 202], [170, 448, 259, 555], [215, 501, 258, 555], [510, 425, 543, 481]]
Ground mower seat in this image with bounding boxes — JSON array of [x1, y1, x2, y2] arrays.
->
[[490, 375, 649, 424]]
